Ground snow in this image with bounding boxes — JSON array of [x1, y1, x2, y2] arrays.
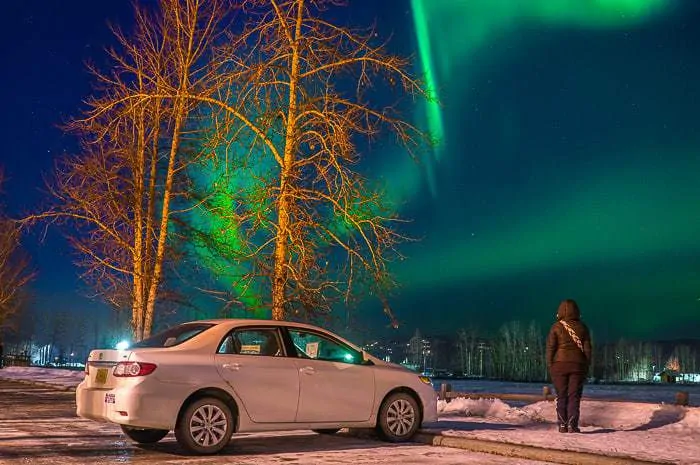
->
[[0, 427, 550, 465], [2, 367, 699, 464], [0, 366, 85, 388]]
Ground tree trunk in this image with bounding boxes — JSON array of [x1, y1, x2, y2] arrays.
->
[[143, 106, 185, 338], [271, 0, 305, 321], [143, 6, 197, 337], [138, 102, 162, 340], [132, 101, 147, 342]]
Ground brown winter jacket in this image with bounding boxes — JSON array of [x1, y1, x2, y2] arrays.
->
[[546, 300, 592, 370]]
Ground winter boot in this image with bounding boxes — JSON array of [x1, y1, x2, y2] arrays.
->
[[568, 413, 581, 433], [557, 411, 568, 433]]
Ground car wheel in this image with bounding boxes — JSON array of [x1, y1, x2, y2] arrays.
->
[[312, 428, 341, 435], [175, 397, 234, 455], [120, 425, 169, 444], [376, 392, 420, 442]]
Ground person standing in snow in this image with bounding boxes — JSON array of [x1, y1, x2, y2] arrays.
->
[[546, 299, 592, 433]]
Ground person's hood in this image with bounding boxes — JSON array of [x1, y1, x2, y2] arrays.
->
[[557, 299, 580, 321]]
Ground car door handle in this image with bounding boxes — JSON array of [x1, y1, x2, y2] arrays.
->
[[223, 363, 241, 371], [300, 366, 315, 375]]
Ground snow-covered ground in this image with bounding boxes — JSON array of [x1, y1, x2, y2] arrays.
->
[[2, 367, 699, 464], [0, 366, 84, 388], [433, 397, 700, 464]]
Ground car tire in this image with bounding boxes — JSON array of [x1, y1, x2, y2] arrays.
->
[[376, 392, 420, 442], [120, 425, 169, 444], [175, 397, 234, 455], [312, 428, 341, 435]]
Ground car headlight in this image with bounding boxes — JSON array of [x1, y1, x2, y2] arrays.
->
[[419, 375, 432, 386]]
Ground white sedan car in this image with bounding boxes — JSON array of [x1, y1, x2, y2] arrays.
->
[[76, 319, 438, 454]]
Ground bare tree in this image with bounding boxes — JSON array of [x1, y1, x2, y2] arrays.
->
[[198, 0, 430, 323], [456, 326, 480, 376], [0, 171, 35, 331], [490, 320, 545, 382], [25, 0, 229, 340], [25, 0, 428, 332]]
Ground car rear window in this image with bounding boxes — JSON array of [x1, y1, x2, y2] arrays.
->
[[131, 323, 216, 348]]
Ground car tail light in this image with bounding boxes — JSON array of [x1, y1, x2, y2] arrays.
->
[[113, 362, 157, 377], [85, 361, 90, 375]]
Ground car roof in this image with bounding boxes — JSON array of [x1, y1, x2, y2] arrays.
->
[[192, 318, 334, 332]]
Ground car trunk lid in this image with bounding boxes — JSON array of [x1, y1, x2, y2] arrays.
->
[[85, 349, 131, 389]]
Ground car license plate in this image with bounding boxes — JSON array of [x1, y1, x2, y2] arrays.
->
[[95, 368, 108, 385], [105, 393, 116, 404]]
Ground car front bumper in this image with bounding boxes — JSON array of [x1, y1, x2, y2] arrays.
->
[[421, 388, 439, 423]]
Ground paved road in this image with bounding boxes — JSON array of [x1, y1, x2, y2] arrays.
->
[[0, 379, 547, 464]]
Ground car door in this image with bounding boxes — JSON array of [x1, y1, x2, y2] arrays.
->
[[286, 328, 375, 423], [214, 326, 299, 423]]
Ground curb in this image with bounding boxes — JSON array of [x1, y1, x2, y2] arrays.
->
[[412, 431, 673, 465]]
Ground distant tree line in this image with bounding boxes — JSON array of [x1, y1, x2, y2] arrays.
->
[[2, 308, 128, 366], [421, 321, 700, 383]]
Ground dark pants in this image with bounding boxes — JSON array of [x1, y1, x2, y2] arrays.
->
[[550, 363, 586, 427]]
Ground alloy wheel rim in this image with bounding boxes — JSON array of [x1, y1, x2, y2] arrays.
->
[[189, 404, 228, 447], [386, 399, 416, 436]]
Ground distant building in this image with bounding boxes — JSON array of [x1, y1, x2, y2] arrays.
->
[[654, 371, 700, 384], [408, 329, 432, 373], [362, 340, 407, 364], [658, 371, 676, 383], [677, 373, 700, 383]]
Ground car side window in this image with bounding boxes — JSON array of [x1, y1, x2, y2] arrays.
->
[[217, 328, 284, 357], [287, 329, 361, 364]]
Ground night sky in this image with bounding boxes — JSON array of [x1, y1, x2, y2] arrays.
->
[[2, 1, 699, 342]]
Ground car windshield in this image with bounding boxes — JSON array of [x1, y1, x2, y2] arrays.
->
[[131, 323, 216, 348]]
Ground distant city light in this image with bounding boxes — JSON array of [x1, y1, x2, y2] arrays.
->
[[116, 341, 130, 351]]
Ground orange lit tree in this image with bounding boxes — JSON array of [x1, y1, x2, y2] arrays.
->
[[28, 0, 430, 334], [198, 0, 430, 324], [27, 0, 229, 340]]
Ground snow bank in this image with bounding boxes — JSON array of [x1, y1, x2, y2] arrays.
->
[[435, 398, 700, 464], [438, 397, 692, 430], [438, 397, 533, 423], [679, 407, 700, 429], [527, 400, 660, 429]]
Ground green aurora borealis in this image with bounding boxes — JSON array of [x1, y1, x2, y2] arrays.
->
[[180, 0, 699, 341], [9, 1, 700, 343], [365, 0, 700, 340]]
